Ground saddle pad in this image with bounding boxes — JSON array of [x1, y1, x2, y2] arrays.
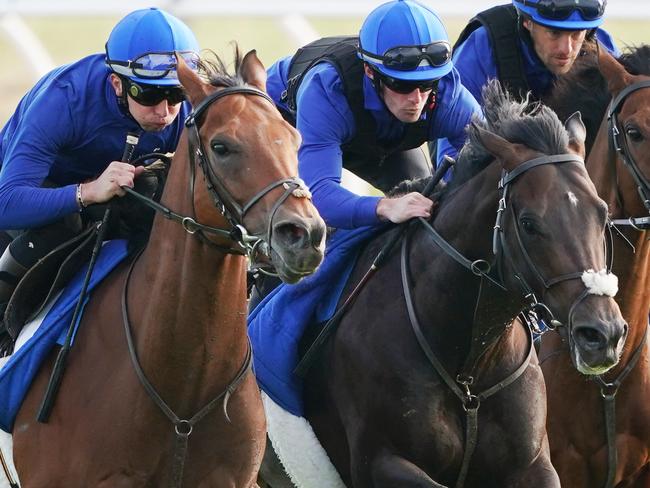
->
[[248, 225, 384, 416], [262, 391, 346, 488], [0, 239, 129, 433]]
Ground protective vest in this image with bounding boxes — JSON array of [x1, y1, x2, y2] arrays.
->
[[281, 36, 436, 167], [455, 5, 530, 99]]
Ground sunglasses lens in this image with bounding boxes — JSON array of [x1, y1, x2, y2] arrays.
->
[[379, 75, 435, 94], [127, 82, 186, 106]]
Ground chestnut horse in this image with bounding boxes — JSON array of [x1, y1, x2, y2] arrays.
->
[[6, 51, 325, 487], [542, 46, 650, 487], [261, 82, 627, 488]]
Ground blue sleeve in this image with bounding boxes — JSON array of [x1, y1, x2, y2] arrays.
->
[[0, 82, 79, 230], [451, 28, 497, 105], [295, 64, 381, 229], [265, 55, 293, 112], [431, 68, 483, 165]]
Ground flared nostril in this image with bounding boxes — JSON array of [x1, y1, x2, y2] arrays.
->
[[573, 326, 608, 350], [273, 222, 309, 249]]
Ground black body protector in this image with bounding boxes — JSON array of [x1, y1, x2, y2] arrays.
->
[[455, 5, 530, 100], [280, 36, 437, 172]]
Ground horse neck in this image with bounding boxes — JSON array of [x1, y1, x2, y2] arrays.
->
[[125, 134, 249, 397], [409, 162, 526, 375]]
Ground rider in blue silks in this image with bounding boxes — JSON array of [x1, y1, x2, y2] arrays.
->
[[435, 0, 618, 162], [248, 0, 481, 415], [0, 8, 200, 327]]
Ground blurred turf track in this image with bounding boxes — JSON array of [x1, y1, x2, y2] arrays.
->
[[0, 15, 648, 122]]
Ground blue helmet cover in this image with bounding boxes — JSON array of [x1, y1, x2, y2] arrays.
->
[[359, 0, 453, 81], [105, 8, 200, 86], [512, 0, 605, 30]]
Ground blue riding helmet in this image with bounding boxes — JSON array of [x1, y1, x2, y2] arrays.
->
[[358, 0, 453, 82], [513, 0, 606, 30], [105, 7, 200, 86]]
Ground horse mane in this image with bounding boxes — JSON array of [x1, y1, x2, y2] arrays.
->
[[545, 43, 650, 150], [388, 80, 569, 199], [445, 80, 569, 193], [197, 45, 247, 88]]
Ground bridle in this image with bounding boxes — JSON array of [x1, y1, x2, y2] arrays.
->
[[125, 85, 312, 260], [404, 152, 614, 488], [607, 79, 650, 229]]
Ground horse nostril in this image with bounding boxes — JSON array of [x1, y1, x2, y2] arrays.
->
[[273, 222, 309, 248], [573, 326, 607, 350]]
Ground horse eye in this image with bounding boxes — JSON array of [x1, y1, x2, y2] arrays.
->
[[211, 142, 230, 156], [625, 127, 643, 142], [520, 218, 538, 236]]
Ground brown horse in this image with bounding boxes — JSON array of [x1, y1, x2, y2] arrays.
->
[[260, 82, 627, 488], [7, 50, 326, 487], [542, 46, 650, 487]]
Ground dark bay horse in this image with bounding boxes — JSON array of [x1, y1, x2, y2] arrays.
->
[[262, 82, 627, 488], [542, 46, 650, 488], [8, 50, 326, 487]]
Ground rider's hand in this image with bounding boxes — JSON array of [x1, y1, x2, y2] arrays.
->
[[376, 192, 433, 224], [79, 161, 146, 205]]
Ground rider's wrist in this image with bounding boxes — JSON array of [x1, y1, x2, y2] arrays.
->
[[76, 183, 87, 209]]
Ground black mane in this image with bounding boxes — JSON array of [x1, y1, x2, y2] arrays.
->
[[545, 44, 650, 151], [389, 80, 570, 199], [446, 80, 569, 194]]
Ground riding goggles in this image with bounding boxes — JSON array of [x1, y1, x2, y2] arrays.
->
[[376, 72, 438, 94], [520, 0, 606, 21], [107, 50, 199, 80], [359, 41, 452, 71], [124, 79, 186, 106]]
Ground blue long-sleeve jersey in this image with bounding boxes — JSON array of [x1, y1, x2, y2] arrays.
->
[[0, 54, 189, 230], [266, 58, 481, 229]]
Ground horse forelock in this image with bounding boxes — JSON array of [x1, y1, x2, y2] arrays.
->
[[447, 80, 568, 195], [197, 46, 246, 89]]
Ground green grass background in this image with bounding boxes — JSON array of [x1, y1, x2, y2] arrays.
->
[[1, 15, 648, 122]]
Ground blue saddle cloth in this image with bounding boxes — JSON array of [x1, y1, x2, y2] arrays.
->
[[248, 226, 384, 416], [0, 239, 129, 433]]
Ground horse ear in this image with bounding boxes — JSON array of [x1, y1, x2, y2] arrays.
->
[[565, 111, 587, 158], [474, 124, 526, 171], [239, 50, 267, 92], [598, 48, 633, 94], [176, 52, 211, 107]]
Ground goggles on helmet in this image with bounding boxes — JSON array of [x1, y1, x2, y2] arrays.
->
[[519, 0, 606, 22], [124, 79, 186, 106], [375, 71, 438, 95], [107, 50, 199, 81], [359, 41, 452, 72]]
